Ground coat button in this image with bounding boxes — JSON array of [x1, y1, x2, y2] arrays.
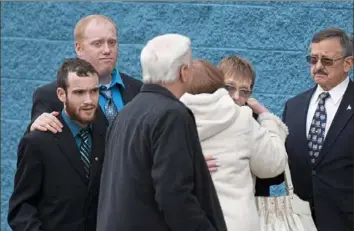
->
[[95, 157, 99, 161], [312, 170, 316, 175]]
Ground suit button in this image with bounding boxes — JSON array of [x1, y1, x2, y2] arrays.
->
[[312, 170, 316, 175], [95, 157, 99, 161]]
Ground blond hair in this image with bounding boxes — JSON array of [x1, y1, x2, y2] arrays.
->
[[218, 56, 256, 89], [74, 14, 117, 42]]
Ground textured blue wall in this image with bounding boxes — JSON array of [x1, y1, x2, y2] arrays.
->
[[1, 1, 353, 229]]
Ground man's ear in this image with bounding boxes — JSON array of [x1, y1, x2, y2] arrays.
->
[[75, 41, 83, 57], [179, 65, 190, 83], [344, 56, 353, 73], [57, 87, 67, 103]]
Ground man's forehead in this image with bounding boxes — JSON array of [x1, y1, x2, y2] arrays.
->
[[67, 72, 98, 82], [310, 38, 343, 55], [86, 18, 115, 28], [71, 85, 98, 90], [68, 82, 99, 92], [82, 20, 117, 39]]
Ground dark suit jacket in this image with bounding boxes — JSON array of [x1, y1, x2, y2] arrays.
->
[[283, 80, 354, 231], [97, 84, 227, 231], [8, 113, 106, 231], [30, 72, 142, 125]]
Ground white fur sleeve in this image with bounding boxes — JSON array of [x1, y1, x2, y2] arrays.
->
[[257, 112, 289, 141], [249, 112, 288, 178]]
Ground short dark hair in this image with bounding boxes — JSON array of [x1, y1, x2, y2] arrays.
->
[[311, 27, 353, 57], [57, 58, 98, 91]]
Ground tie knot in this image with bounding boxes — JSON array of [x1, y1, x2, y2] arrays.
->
[[100, 86, 112, 99], [319, 92, 330, 101], [78, 128, 90, 140]]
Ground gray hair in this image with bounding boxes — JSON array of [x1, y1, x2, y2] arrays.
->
[[311, 27, 353, 57], [140, 34, 192, 84]]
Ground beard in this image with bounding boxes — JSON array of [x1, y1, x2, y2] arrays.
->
[[65, 99, 97, 126]]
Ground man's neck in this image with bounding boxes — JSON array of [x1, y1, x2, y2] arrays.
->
[[99, 73, 112, 85], [160, 82, 185, 99]]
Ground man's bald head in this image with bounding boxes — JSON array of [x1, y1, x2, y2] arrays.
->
[[74, 14, 118, 84], [74, 14, 117, 42], [187, 59, 225, 95]]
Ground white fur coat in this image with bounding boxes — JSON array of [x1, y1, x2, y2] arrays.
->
[[180, 88, 288, 231]]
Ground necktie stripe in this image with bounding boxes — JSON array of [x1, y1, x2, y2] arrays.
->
[[78, 129, 91, 178], [81, 144, 90, 153], [81, 152, 90, 161]]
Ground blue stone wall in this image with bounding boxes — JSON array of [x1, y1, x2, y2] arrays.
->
[[1, 1, 353, 229]]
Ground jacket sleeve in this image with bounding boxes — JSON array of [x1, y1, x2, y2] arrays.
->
[[8, 136, 44, 231], [151, 109, 217, 231], [31, 87, 56, 123], [23, 85, 58, 135], [249, 112, 289, 178]]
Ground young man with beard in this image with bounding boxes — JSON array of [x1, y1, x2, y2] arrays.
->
[[8, 58, 106, 231]]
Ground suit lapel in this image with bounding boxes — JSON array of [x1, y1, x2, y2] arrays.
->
[[54, 115, 88, 184], [98, 106, 109, 128], [120, 73, 141, 105], [314, 80, 354, 167], [293, 87, 316, 163], [87, 110, 106, 190], [121, 84, 136, 105]]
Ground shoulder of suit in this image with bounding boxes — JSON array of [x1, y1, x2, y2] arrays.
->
[[119, 72, 143, 87], [34, 80, 58, 96], [286, 79, 354, 104], [285, 87, 315, 105], [158, 100, 189, 116], [21, 130, 54, 147], [147, 98, 191, 123]]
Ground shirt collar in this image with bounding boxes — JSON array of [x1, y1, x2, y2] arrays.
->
[[61, 110, 91, 137], [99, 68, 125, 89], [314, 76, 350, 105]]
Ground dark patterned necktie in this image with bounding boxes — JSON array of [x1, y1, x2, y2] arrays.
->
[[307, 92, 330, 165], [100, 86, 118, 124], [78, 128, 91, 178]]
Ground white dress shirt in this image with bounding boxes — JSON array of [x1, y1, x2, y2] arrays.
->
[[306, 77, 350, 138]]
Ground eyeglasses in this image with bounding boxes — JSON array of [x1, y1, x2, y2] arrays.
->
[[306, 55, 345, 66], [224, 85, 252, 99]]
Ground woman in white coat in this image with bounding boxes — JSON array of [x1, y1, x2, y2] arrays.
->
[[180, 60, 288, 231]]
